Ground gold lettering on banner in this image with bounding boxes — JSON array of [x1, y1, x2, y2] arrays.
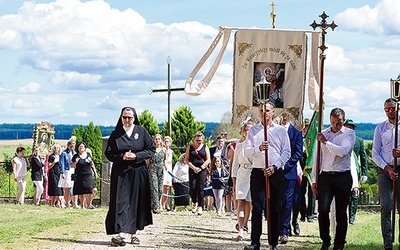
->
[[241, 47, 298, 70], [288, 45, 303, 59], [238, 42, 252, 56]]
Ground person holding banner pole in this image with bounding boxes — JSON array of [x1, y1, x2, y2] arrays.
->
[[372, 98, 400, 250], [244, 102, 290, 250], [311, 108, 355, 250]]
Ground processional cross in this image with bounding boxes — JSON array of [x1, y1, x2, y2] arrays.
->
[[270, 2, 276, 29], [309, 12, 337, 191]]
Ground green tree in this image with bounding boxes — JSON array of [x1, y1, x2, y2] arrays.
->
[[163, 105, 206, 157], [72, 125, 85, 143], [138, 109, 160, 137]]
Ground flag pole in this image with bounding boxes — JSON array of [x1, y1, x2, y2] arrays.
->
[[310, 12, 337, 193], [392, 101, 398, 243], [258, 1, 277, 239], [263, 100, 272, 238], [390, 76, 400, 242]]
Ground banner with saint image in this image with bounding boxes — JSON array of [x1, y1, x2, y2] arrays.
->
[[232, 29, 311, 128]]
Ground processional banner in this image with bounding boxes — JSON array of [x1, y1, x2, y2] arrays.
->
[[184, 28, 320, 128], [233, 29, 310, 127]]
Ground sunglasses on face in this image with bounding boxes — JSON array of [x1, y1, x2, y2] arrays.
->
[[122, 116, 133, 120], [384, 107, 396, 112]]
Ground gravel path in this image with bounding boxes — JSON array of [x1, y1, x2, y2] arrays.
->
[[59, 209, 320, 250]]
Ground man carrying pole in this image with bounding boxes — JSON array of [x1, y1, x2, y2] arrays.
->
[[311, 108, 355, 250], [244, 101, 290, 250], [373, 97, 400, 250]]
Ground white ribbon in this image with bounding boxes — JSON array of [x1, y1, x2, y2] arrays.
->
[[184, 27, 232, 96]]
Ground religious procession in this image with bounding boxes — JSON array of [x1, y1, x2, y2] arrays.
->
[[2, 1, 400, 250]]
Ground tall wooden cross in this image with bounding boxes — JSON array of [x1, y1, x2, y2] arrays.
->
[[150, 56, 184, 136], [309, 12, 337, 192]]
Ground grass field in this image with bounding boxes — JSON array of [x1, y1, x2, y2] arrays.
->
[[0, 203, 395, 250], [0, 139, 69, 161]]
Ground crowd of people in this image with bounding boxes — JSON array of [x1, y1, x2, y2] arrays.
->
[[15, 99, 400, 250], [11, 136, 98, 209], [100, 104, 365, 249]]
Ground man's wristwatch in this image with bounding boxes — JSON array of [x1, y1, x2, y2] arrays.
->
[[272, 165, 278, 172]]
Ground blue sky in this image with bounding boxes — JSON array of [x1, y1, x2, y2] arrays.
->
[[0, 0, 399, 126]]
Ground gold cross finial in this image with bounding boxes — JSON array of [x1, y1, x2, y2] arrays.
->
[[270, 2, 276, 29]]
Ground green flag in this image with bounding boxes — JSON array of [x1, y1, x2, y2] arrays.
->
[[304, 111, 319, 185]]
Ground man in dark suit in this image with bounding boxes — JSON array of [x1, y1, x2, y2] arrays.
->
[[278, 112, 304, 244], [343, 118, 368, 224]]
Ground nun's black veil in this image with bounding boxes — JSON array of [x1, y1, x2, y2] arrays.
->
[[115, 107, 140, 131]]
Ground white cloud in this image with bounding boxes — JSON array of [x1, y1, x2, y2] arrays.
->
[[0, 0, 218, 87], [17, 81, 41, 93], [335, 0, 400, 35], [52, 71, 102, 90], [74, 111, 90, 118]]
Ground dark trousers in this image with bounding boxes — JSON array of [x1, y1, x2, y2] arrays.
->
[[318, 171, 352, 248], [189, 168, 207, 208], [250, 168, 283, 247], [299, 175, 315, 220], [292, 179, 303, 225], [279, 179, 297, 236], [378, 168, 400, 249]]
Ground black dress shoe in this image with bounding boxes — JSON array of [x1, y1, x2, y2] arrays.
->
[[320, 241, 331, 250], [293, 223, 300, 235], [244, 244, 260, 250]]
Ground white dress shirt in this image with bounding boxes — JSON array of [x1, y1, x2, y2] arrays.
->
[[245, 122, 291, 169], [312, 125, 355, 182], [372, 119, 400, 169]]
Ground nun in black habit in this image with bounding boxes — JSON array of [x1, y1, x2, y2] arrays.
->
[[105, 107, 155, 246]]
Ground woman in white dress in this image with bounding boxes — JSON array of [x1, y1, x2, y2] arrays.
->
[[161, 136, 174, 211], [232, 120, 253, 240]]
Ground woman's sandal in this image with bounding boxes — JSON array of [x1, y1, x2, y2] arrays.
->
[[131, 236, 140, 245], [111, 235, 126, 246]]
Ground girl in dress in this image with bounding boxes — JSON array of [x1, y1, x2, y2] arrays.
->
[[210, 156, 229, 216], [161, 136, 173, 211]]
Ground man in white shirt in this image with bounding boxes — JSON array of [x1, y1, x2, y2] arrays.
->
[[311, 108, 355, 250], [372, 98, 400, 250], [244, 102, 291, 250]]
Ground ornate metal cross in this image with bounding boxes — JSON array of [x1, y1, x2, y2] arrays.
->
[[309, 11, 337, 192], [310, 11, 338, 56], [270, 2, 276, 29]]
